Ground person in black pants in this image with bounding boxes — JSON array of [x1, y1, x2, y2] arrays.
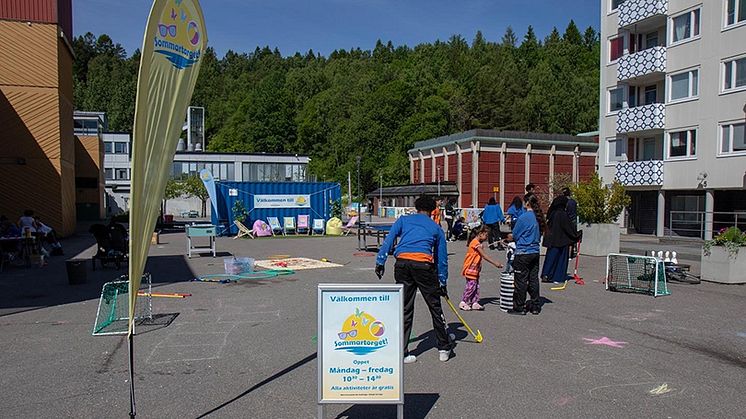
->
[[541, 196, 580, 284], [508, 193, 546, 315], [444, 198, 457, 241], [375, 196, 452, 363]]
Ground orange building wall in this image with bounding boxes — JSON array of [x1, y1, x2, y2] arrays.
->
[[0, 20, 76, 235], [75, 134, 105, 219]]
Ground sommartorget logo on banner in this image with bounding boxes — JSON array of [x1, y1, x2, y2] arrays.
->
[[153, 0, 203, 70], [334, 308, 387, 355]]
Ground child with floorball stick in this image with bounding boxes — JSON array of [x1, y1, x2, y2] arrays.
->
[[460, 225, 504, 311]]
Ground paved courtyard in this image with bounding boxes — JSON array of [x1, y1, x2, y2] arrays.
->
[[1, 229, 745, 418]]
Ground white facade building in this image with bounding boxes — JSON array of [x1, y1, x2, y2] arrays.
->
[[600, 0, 746, 239], [102, 132, 132, 213], [101, 131, 311, 217]]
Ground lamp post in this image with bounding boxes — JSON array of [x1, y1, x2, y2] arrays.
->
[[573, 145, 581, 183], [437, 166, 441, 198], [379, 174, 383, 217], [356, 156, 362, 248]]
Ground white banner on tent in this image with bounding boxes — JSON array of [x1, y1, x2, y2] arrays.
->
[[254, 194, 311, 208]]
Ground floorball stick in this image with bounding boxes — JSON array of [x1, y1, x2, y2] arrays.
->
[[443, 295, 483, 343]]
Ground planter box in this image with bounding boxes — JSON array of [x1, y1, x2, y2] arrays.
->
[[579, 223, 620, 257], [701, 247, 746, 284]]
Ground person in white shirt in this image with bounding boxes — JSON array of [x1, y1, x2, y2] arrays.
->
[[18, 210, 36, 234]]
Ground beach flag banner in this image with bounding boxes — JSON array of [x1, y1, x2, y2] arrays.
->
[[128, 0, 207, 335], [126, 0, 206, 416], [199, 169, 218, 217]]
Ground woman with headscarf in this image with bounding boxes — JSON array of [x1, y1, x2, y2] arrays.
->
[[541, 195, 581, 284]]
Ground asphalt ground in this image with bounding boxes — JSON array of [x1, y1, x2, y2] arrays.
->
[[1, 230, 745, 418]]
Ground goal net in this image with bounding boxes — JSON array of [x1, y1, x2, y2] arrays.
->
[[606, 253, 670, 297], [92, 273, 153, 336]]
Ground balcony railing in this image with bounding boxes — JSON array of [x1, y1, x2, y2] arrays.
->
[[617, 46, 666, 82], [615, 160, 663, 186], [617, 103, 665, 135], [619, 0, 668, 28]]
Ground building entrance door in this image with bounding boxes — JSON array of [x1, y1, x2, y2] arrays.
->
[[628, 191, 658, 234]]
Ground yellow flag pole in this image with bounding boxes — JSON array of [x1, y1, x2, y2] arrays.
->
[[127, 0, 207, 416]]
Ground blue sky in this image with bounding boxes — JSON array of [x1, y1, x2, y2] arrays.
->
[[73, 0, 600, 57]]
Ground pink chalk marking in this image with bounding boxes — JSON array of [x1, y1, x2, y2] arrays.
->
[[583, 337, 628, 348]]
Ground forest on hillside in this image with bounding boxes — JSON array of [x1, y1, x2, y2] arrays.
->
[[72, 21, 600, 192]]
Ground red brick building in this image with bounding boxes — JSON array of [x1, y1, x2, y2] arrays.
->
[[409, 130, 598, 208]]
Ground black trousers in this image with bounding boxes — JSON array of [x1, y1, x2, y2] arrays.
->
[[445, 217, 454, 240], [394, 259, 450, 353], [512, 253, 540, 310], [486, 223, 500, 245]]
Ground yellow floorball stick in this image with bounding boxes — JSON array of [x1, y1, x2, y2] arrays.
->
[[444, 296, 484, 343], [137, 293, 185, 299]]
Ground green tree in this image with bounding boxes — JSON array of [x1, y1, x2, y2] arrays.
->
[[72, 24, 601, 194], [163, 178, 184, 216], [572, 173, 631, 224], [182, 175, 210, 217]]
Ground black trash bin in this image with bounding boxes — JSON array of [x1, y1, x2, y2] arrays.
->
[[66, 259, 87, 285]]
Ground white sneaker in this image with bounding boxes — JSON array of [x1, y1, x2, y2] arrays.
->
[[403, 355, 417, 364], [439, 349, 451, 362]]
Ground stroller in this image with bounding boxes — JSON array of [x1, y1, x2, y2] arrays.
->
[[89, 223, 129, 270]]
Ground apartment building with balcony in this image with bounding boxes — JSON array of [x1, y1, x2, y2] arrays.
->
[[600, 0, 746, 239]]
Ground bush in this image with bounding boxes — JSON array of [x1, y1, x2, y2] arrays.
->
[[703, 227, 746, 258], [330, 199, 343, 219], [571, 173, 630, 224], [232, 200, 248, 223]]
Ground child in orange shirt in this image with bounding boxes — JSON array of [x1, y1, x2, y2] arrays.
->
[[460, 225, 504, 310]]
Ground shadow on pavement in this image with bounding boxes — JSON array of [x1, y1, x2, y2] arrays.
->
[[409, 322, 469, 357], [0, 247, 196, 316], [135, 312, 180, 335], [335, 393, 439, 419], [196, 353, 317, 418]]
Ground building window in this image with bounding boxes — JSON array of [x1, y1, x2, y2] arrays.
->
[[644, 85, 657, 105], [726, 0, 746, 27], [115, 169, 129, 180], [645, 31, 659, 48], [723, 56, 746, 92], [114, 142, 127, 154], [669, 69, 699, 102], [74, 118, 101, 135], [104, 142, 113, 154], [668, 129, 697, 159], [607, 137, 627, 164], [611, 0, 625, 11], [609, 87, 624, 113], [104, 168, 113, 180], [720, 121, 746, 154], [609, 36, 624, 62], [671, 8, 701, 44]]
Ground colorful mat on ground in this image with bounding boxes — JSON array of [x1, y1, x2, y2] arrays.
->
[[255, 257, 342, 270]]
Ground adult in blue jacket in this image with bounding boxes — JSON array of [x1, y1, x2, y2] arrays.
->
[[482, 197, 505, 249], [508, 193, 546, 315], [506, 195, 525, 230], [376, 196, 452, 363]]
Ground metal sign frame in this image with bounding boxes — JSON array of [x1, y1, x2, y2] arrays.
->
[[317, 284, 404, 418]]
